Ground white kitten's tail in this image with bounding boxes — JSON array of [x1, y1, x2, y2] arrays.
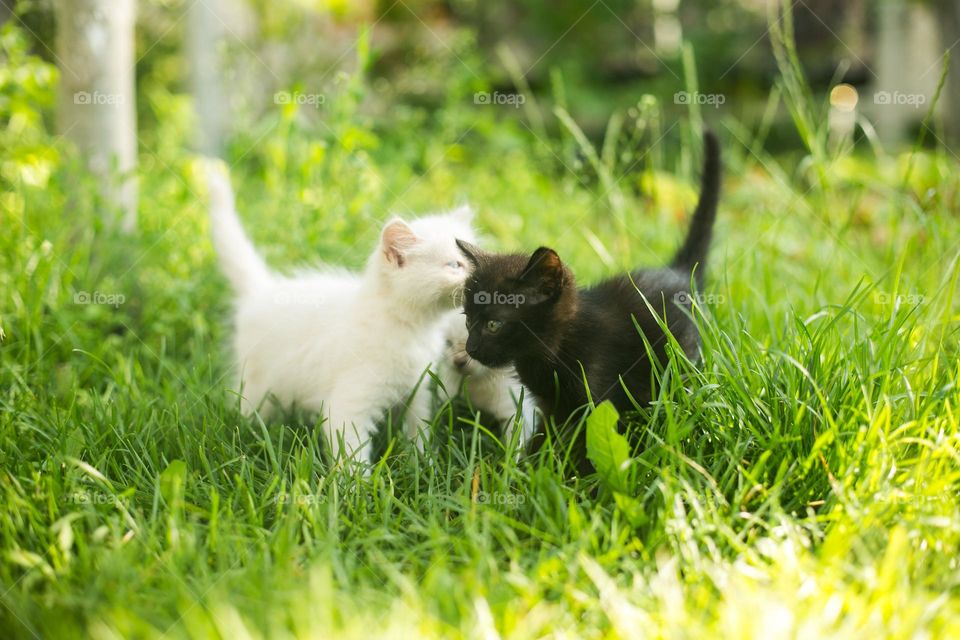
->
[[205, 161, 270, 295]]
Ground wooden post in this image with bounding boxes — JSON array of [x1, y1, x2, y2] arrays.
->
[[55, 0, 138, 231], [187, 0, 227, 157]]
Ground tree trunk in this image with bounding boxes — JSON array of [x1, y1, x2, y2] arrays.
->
[[55, 0, 138, 231], [187, 0, 227, 157], [873, 0, 940, 147], [936, 0, 960, 146]]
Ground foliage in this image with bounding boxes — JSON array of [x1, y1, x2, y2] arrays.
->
[[2, 11, 960, 638]]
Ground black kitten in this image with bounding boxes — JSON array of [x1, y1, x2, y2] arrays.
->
[[456, 131, 721, 471]]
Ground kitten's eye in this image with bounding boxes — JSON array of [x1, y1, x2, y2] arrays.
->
[[446, 260, 464, 269], [485, 319, 504, 334]]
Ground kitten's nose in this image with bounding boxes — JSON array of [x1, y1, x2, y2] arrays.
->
[[465, 334, 481, 356], [453, 355, 469, 371]]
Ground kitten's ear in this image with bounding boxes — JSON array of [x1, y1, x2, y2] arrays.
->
[[381, 218, 419, 267], [450, 204, 474, 225], [456, 239, 482, 266], [519, 247, 565, 302]]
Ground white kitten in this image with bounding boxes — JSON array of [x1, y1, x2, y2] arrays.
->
[[437, 314, 536, 449], [206, 163, 476, 466]]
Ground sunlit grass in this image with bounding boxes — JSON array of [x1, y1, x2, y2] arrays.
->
[[2, 22, 960, 639]]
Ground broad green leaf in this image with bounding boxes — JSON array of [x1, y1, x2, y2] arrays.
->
[[586, 401, 631, 492]]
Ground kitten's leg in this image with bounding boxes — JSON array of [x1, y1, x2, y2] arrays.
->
[[517, 397, 537, 449], [337, 419, 375, 469], [402, 383, 433, 454], [323, 400, 377, 470], [475, 375, 529, 449], [501, 390, 537, 459], [237, 365, 268, 417], [240, 386, 272, 418]]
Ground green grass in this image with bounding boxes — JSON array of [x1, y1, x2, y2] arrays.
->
[[3, 23, 960, 639]]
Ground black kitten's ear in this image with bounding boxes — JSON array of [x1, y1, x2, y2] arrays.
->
[[519, 247, 565, 301], [456, 239, 482, 265]]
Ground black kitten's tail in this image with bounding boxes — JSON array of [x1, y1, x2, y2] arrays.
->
[[671, 130, 721, 286]]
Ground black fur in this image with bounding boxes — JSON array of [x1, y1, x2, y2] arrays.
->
[[671, 131, 721, 285], [456, 132, 722, 473]]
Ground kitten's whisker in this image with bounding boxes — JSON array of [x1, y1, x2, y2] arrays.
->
[[452, 287, 465, 309]]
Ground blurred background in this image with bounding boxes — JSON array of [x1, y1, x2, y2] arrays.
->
[[4, 0, 959, 231]]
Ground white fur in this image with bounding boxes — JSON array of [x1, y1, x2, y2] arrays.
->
[[437, 314, 536, 449], [206, 161, 476, 466]]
